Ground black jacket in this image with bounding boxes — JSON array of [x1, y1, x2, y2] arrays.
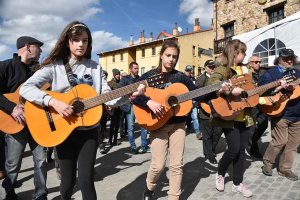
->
[[0, 54, 32, 114], [133, 69, 202, 124]]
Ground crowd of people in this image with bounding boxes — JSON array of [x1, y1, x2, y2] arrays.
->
[[0, 20, 299, 200]]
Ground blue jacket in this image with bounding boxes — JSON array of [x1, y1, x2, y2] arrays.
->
[[258, 66, 300, 122]]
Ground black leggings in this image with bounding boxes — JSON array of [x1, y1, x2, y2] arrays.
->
[[218, 122, 251, 185], [56, 128, 98, 200]]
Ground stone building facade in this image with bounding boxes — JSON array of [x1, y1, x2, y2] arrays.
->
[[213, 0, 300, 53]]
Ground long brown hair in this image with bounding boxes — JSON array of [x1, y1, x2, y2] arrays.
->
[[41, 21, 92, 66], [218, 39, 246, 68], [157, 40, 180, 72]]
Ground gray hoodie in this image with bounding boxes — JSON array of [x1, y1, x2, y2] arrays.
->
[[20, 58, 126, 107]]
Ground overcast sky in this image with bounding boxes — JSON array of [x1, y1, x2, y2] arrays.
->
[[0, 0, 213, 61]]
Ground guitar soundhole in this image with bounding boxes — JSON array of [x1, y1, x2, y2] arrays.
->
[[168, 96, 179, 107], [72, 101, 84, 114]]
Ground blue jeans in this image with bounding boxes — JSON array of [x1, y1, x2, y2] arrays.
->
[[126, 105, 148, 149], [2, 129, 47, 199], [190, 107, 201, 135]]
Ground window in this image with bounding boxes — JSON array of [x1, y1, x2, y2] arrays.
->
[[141, 67, 145, 74], [142, 49, 145, 57], [192, 46, 196, 56], [264, 2, 286, 24], [120, 53, 123, 61], [152, 47, 156, 56], [112, 55, 115, 63], [252, 38, 286, 67], [223, 23, 234, 38], [198, 48, 213, 57], [197, 67, 202, 76], [267, 6, 284, 24]]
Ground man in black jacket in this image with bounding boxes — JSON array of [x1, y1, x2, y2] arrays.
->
[[247, 56, 268, 159], [118, 62, 150, 154], [0, 36, 47, 200], [195, 60, 222, 164]]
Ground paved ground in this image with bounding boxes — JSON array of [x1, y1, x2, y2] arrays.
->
[[1, 128, 300, 200]]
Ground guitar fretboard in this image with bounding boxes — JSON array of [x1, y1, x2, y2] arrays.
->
[[82, 80, 147, 110], [176, 82, 223, 103], [291, 78, 300, 86], [247, 80, 282, 97]]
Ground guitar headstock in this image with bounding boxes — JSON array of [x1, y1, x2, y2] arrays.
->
[[283, 71, 296, 84], [230, 74, 252, 87], [146, 73, 169, 89]]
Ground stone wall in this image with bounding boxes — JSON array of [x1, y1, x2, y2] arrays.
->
[[213, 0, 300, 40]]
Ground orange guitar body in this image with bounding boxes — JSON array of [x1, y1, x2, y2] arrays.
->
[[200, 103, 211, 114], [133, 83, 192, 131], [211, 81, 257, 120], [25, 84, 102, 147], [0, 86, 24, 134], [259, 85, 300, 117]]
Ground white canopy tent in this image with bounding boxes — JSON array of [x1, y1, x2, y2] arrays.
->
[[233, 11, 300, 66]]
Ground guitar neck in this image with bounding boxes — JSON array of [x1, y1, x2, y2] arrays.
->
[[247, 80, 281, 96], [83, 80, 147, 110], [176, 82, 223, 103], [292, 78, 300, 86]]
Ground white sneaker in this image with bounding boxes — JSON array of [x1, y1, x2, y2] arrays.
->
[[232, 183, 253, 197], [215, 173, 225, 191]]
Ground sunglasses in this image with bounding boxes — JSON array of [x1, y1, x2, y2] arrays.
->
[[251, 61, 261, 64]]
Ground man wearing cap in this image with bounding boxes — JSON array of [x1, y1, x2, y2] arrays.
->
[[184, 65, 202, 140], [246, 56, 268, 159], [0, 36, 47, 199], [195, 60, 222, 164], [259, 48, 300, 181]]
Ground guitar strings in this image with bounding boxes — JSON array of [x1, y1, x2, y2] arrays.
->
[[70, 86, 85, 126]]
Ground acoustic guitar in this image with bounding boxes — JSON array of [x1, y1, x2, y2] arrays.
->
[[24, 73, 167, 147], [0, 83, 50, 134], [259, 78, 300, 117], [133, 74, 252, 131], [209, 74, 295, 120]]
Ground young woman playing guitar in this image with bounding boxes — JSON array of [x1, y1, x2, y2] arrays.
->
[[20, 21, 145, 200]]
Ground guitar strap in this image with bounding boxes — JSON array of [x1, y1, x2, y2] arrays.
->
[[64, 63, 78, 87]]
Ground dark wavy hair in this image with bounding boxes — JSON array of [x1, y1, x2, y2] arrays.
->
[[41, 21, 92, 66]]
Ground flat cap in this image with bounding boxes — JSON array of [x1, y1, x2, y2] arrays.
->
[[16, 36, 43, 49], [185, 65, 193, 71], [279, 49, 296, 58], [204, 60, 215, 67]]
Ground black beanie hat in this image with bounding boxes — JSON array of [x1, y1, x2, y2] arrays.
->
[[112, 68, 120, 76]]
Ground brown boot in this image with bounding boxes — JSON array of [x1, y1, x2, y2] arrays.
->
[[278, 170, 299, 181]]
